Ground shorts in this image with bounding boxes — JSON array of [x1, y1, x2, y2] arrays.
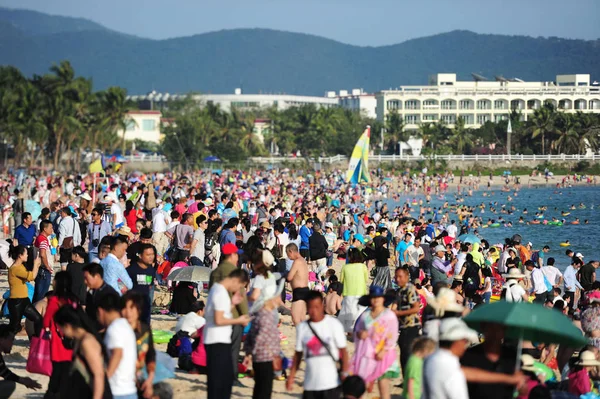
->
[[292, 287, 310, 302], [59, 247, 73, 264], [300, 249, 310, 260], [302, 387, 341, 399]]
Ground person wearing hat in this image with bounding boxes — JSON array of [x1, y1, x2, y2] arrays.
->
[[243, 280, 285, 399], [350, 286, 400, 399], [423, 318, 478, 399], [517, 354, 544, 399], [431, 244, 456, 286], [568, 350, 600, 395], [501, 268, 528, 302], [208, 242, 248, 388]]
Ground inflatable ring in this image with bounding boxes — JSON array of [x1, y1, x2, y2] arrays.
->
[[562, 212, 570, 216], [532, 361, 555, 382], [560, 242, 570, 247], [152, 330, 174, 344], [490, 223, 500, 228]]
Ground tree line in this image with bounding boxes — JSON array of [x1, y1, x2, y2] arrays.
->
[[0, 61, 129, 171]]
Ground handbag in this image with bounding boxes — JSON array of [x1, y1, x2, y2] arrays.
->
[[26, 332, 53, 376], [307, 321, 342, 379], [61, 218, 77, 250]]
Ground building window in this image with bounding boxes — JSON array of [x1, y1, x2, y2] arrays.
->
[[441, 100, 456, 110], [494, 114, 508, 123], [405, 100, 420, 110], [404, 114, 420, 124], [142, 119, 156, 131], [387, 100, 401, 110], [494, 100, 507, 110], [476, 114, 490, 124], [441, 114, 457, 124], [423, 100, 437, 107], [459, 100, 473, 110], [460, 114, 474, 124], [126, 120, 136, 131], [422, 114, 438, 122], [476, 100, 490, 110]]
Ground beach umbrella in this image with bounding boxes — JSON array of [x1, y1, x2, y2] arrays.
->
[[457, 233, 481, 244], [167, 266, 211, 283], [128, 177, 142, 183], [203, 156, 221, 163], [25, 200, 42, 221], [464, 301, 586, 348]]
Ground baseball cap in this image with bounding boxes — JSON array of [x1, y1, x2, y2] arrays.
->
[[576, 252, 584, 259], [221, 243, 242, 256], [354, 234, 365, 244], [438, 318, 479, 344], [325, 222, 334, 229]]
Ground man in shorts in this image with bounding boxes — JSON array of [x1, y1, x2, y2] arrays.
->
[[286, 243, 309, 326]]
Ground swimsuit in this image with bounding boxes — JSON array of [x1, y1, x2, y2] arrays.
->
[[292, 287, 310, 302]]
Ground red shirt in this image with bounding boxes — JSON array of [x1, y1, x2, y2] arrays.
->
[[125, 210, 139, 233], [34, 234, 50, 251], [42, 296, 74, 362]]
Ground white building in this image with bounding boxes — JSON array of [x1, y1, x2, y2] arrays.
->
[[327, 88, 377, 118], [121, 110, 163, 143], [129, 89, 339, 113], [376, 73, 600, 129]]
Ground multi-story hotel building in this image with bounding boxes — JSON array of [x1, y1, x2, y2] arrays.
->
[[376, 73, 600, 129]]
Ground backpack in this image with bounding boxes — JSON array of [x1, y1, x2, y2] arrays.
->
[[530, 251, 540, 265], [167, 331, 192, 358], [204, 232, 218, 252]]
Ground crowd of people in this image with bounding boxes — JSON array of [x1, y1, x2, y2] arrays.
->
[[0, 168, 596, 399]]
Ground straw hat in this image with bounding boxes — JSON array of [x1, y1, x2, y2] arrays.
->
[[79, 192, 92, 201], [429, 287, 465, 317], [115, 226, 134, 239], [502, 268, 526, 279], [576, 351, 600, 367], [521, 354, 536, 372], [438, 318, 479, 344], [262, 250, 275, 267]]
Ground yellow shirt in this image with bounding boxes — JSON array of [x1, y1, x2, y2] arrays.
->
[[8, 263, 34, 299]]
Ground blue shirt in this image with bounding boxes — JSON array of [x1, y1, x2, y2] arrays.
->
[[396, 240, 411, 264], [299, 225, 312, 250], [100, 254, 133, 295], [219, 229, 236, 247], [87, 220, 112, 253], [14, 224, 36, 246]]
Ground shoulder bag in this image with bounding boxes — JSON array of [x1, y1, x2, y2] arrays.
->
[[307, 321, 342, 379]]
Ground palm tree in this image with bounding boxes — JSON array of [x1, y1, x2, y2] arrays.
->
[[99, 87, 129, 154], [384, 110, 406, 153], [527, 104, 556, 155], [450, 117, 474, 154], [552, 114, 580, 154]]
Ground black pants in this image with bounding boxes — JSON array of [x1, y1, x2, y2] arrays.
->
[[206, 343, 233, 399], [231, 324, 243, 382], [533, 292, 548, 304], [0, 380, 16, 399], [302, 387, 342, 399], [7, 297, 42, 336], [565, 291, 576, 310], [300, 249, 310, 260], [398, 326, 421, 372], [253, 361, 274, 399], [45, 361, 71, 399]]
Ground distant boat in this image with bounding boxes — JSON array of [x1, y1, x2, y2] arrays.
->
[[346, 126, 370, 184]]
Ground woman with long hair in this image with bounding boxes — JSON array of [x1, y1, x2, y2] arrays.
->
[[43, 271, 79, 398], [124, 200, 140, 234], [371, 235, 392, 291], [351, 286, 399, 399], [7, 244, 42, 336], [338, 248, 369, 334], [54, 305, 112, 399], [121, 291, 156, 399]]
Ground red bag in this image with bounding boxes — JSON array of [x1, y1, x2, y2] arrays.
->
[[26, 333, 53, 376]]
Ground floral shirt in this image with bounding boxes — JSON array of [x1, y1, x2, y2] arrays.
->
[[396, 283, 421, 329], [244, 308, 280, 363]]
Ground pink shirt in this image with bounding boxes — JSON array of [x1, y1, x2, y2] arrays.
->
[[568, 368, 592, 395]]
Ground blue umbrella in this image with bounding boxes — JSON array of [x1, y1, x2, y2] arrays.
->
[[457, 233, 481, 244], [204, 156, 221, 163], [25, 200, 42, 221]]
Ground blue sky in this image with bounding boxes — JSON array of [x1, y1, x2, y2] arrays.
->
[[1, 0, 599, 46]]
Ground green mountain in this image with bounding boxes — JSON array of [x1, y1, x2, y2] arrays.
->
[[0, 7, 599, 95]]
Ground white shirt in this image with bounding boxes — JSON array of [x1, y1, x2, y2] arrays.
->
[[446, 224, 458, 238], [504, 280, 526, 302], [564, 265, 583, 292], [423, 349, 469, 399], [58, 216, 82, 247], [454, 252, 467, 275], [530, 267, 547, 295], [407, 245, 424, 266], [110, 202, 124, 226], [175, 312, 206, 335], [104, 318, 137, 396], [295, 315, 347, 391], [152, 211, 167, 233], [204, 283, 232, 345], [543, 266, 562, 286]]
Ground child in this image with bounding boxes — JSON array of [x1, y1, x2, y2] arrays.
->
[[404, 337, 436, 399], [568, 350, 600, 395], [325, 281, 342, 316]]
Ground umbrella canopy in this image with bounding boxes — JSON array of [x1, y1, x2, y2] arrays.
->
[[167, 266, 212, 282], [204, 156, 221, 163], [25, 200, 42, 221], [457, 233, 481, 244], [464, 301, 587, 348]]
